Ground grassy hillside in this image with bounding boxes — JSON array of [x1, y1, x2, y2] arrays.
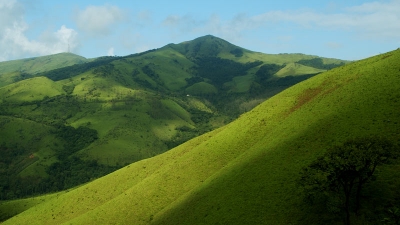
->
[[0, 53, 86, 74], [1, 48, 398, 224], [0, 77, 64, 102], [0, 35, 348, 201], [0, 53, 87, 87]]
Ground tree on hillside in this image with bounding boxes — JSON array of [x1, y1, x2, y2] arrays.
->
[[299, 137, 399, 225]]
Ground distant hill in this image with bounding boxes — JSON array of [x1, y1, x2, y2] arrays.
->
[[0, 35, 348, 201], [0, 53, 87, 87], [1, 47, 398, 225]]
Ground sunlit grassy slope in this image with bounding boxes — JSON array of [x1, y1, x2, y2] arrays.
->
[[0, 53, 87, 87], [0, 77, 64, 102], [275, 62, 325, 77], [0, 53, 86, 75], [2, 48, 399, 224]]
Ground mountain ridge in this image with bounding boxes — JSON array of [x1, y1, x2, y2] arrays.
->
[[0, 35, 349, 202], [1, 48, 398, 224]]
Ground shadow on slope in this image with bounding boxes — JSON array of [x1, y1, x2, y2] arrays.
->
[[150, 50, 400, 225]]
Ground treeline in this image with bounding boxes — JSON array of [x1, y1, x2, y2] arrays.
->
[[194, 57, 263, 87], [39, 57, 117, 81], [250, 63, 317, 97], [0, 156, 120, 200], [0, 94, 82, 125], [297, 58, 345, 70], [165, 109, 214, 149], [230, 48, 244, 57], [0, 125, 101, 200], [36, 48, 158, 82], [53, 125, 98, 160], [254, 64, 285, 84], [141, 64, 165, 87]]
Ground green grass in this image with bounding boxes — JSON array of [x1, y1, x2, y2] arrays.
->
[[275, 62, 325, 77], [0, 77, 64, 103], [0, 35, 356, 203], [185, 82, 218, 95], [0, 35, 353, 205], [0, 192, 65, 222], [0, 53, 86, 75], [2, 48, 398, 224]]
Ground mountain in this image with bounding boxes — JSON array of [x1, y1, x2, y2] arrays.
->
[[1, 47, 398, 224], [0, 53, 87, 87], [0, 35, 348, 201]]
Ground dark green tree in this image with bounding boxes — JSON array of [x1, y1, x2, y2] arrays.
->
[[299, 137, 398, 225]]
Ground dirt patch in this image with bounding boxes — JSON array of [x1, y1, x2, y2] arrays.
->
[[288, 87, 322, 114]]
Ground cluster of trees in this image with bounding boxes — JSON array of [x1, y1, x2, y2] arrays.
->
[[53, 125, 98, 160], [299, 137, 399, 225], [165, 108, 214, 149], [194, 57, 263, 87], [0, 157, 120, 200], [230, 48, 244, 57], [12, 72, 33, 83], [254, 64, 285, 84], [0, 125, 112, 200], [185, 76, 205, 87], [141, 64, 165, 87], [296, 58, 345, 70], [39, 57, 116, 81], [250, 73, 316, 97], [43, 156, 120, 192]]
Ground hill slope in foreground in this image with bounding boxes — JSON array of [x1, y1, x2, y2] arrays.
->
[[1, 49, 400, 224]]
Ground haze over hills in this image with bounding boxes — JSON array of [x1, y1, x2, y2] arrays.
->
[[0, 46, 398, 224], [0, 35, 348, 202]]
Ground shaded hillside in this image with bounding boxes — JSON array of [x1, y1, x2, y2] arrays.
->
[[167, 34, 246, 59], [1, 48, 399, 224], [0, 35, 348, 200]]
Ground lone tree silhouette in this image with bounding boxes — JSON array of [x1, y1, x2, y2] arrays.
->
[[299, 136, 399, 225]]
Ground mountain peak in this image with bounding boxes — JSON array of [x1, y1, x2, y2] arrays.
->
[[168, 35, 245, 59]]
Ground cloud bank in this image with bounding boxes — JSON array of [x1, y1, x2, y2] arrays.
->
[[74, 4, 126, 37], [0, 0, 78, 61], [163, 0, 400, 41]]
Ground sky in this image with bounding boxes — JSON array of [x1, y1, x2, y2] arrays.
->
[[0, 0, 399, 62]]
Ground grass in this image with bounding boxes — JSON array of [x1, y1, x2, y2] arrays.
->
[[275, 62, 325, 77], [0, 77, 64, 103], [185, 82, 218, 95], [1, 48, 399, 224], [0, 34, 353, 207], [0, 192, 64, 222], [0, 53, 86, 75]]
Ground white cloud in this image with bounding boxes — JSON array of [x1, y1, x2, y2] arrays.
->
[[74, 4, 126, 37], [107, 47, 114, 56], [325, 42, 343, 49], [162, 0, 400, 42], [254, 0, 400, 39], [0, 0, 79, 61]]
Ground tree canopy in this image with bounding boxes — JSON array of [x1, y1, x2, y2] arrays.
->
[[299, 137, 399, 225]]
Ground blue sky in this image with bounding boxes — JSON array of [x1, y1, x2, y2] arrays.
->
[[1, 0, 399, 61]]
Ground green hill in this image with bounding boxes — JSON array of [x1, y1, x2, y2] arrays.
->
[[0, 53, 87, 87], [1, 48, 399, 224], [0, 35, 349, 201]]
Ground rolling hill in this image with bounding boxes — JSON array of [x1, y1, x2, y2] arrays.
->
[[0, 53, 87, 88], [0, 35, 348, 201], [0, 47, 399, 224]]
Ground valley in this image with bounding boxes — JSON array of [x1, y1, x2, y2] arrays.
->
[[1, 36, 398, 225], [0, 35, 347, 202]]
